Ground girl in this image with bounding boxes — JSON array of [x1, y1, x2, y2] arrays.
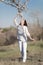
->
[[14, 17, 34, 62]]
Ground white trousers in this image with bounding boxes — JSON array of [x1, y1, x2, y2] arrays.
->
[[18, 40, 27, 62]]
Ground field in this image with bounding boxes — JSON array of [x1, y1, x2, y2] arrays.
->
[[0, 40, 43, 65]]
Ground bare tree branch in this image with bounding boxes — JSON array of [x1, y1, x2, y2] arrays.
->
[[0, 0, 30, 13]]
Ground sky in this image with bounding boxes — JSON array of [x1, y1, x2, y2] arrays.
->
[[0, 0, 43, 28]]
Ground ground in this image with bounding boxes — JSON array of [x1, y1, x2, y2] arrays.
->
[[0, 40, 43, 65]]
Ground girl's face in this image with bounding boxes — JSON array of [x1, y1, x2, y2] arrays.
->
[[20, 19, 24, 26]]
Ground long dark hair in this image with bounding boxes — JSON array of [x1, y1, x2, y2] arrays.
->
[[20, 20, 27, 26]]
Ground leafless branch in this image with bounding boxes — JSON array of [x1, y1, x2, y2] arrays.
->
[[0, 0, 30, 13]]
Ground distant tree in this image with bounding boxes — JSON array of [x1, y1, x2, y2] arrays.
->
[[28, 12, 42, 40]]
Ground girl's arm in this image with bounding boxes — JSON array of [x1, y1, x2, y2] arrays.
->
[[26, 27, 34, 41], [13, 17, 19, 28], [13, 13, 23, 28]]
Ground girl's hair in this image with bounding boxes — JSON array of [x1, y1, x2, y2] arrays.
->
[[20, 20, 27, 26], [24, 20, 27, 26]]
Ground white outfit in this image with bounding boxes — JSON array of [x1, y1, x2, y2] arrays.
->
[[14, 19, 30, 62]]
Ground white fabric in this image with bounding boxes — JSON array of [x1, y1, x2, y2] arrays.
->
[[14, 18, 31, 62], [14, 18, 31, 41], [17, 26, 30, 41], [14, 18, 19, 27], [18, 40, 27, 62]]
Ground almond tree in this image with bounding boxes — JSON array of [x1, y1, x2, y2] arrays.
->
[[0, 0, 30, 15]]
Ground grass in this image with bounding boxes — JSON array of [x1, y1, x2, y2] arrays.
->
[[0, 40, 43, 65], [0, 43, 19, 58]]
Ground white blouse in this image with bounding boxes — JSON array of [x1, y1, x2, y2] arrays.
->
[[14, 18, 30, 41]]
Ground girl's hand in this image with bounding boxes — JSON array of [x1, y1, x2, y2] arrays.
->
[[32, 39, 35, 41], [32, 39, 36, 42]]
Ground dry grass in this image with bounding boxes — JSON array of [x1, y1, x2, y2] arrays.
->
[[0, 40, 43, 65]]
